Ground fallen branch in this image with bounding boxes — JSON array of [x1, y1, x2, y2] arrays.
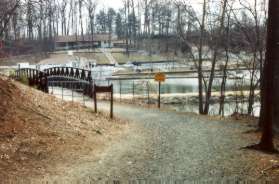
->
[[261, 164, 279, 173]]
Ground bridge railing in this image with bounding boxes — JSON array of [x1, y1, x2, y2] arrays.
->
[[47, 76, 93, 97], [48, 80, 92, 105], [44, 67, 92, 82], [15, 68, 48, 93], [15, 66, 95, 93], [15, 66, 115, 100]]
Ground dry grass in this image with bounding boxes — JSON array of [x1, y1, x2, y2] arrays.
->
[[0, 76, 128, 181]]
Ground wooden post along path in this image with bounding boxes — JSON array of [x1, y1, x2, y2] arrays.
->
[[93, 84, 114, 119]]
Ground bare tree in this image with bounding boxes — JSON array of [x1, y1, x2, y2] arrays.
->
[[86, 0, 97, 47], [250, 0, 277, 152], [107, 8, 116, 47], [123, 0, 130, 55], [59, 1, 68, 36], [78, 0, 84, 40], [0, 0, 20, 38], [219, 4, 234, 116], [142, 0, 151, 36], [203, 0, 229, 114], [198, 0, 207, 114]]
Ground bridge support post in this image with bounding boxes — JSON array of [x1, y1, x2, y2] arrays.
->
[[45, 77, 49, 93]]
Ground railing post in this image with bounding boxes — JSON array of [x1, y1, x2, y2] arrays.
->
[[83, 83, 85, 106], [119, 80, 122, 101], [61, 81, 64, 100], [132, 80, 135, 99], [93, 84, 97, 113], [147, 81, 150, 104], [72, 82, 74, 103], [45, 76, 49, 93], [52, 82, 54, 94], [110, 84, 113, 119]]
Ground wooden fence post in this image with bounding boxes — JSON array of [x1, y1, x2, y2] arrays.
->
[[110, 84, 113, 119], [132, 80, 135, 99], [119, 80, 122, 101], [147, 81, 150, 104], [94, 84, 97, 113], [94, 84, 113, 119]]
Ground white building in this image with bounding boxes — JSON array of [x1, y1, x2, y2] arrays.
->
[[54, 34, 118, 50]]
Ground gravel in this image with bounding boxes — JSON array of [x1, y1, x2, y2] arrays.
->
[[49, 88, 276, 183], [75, 101, 263, 183]]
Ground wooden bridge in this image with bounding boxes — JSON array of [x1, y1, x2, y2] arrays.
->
[[44, 67, 92, 82], [15, 66, 114, 118], [15, 67, 93, 95], [15, 68, 48, 92]]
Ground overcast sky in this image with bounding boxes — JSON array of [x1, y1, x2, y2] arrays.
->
[[99, 0, 123, 10], [97, 0, 265, 16], [97, 0, 236, 11]]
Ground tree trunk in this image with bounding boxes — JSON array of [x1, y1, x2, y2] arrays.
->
[[258, 0, 278, 152], [219, 13, 231, 116], [198, 0, 207, 114], [79, 0, 84, 40], [203, 0, 228, 114], [219, 47, 229, 116]]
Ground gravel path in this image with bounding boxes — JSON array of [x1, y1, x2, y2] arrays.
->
[[80, 101, 259, 183], [51, 90, 262, 183]]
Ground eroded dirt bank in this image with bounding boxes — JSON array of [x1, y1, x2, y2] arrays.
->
[[0, 77, 132, 183]]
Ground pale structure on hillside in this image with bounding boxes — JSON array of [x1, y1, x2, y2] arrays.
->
[[54, 34, 119, 50]]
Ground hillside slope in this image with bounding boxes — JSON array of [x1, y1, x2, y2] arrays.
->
[[0, 76, 127, 182]]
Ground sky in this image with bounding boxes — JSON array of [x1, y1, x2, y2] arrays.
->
[[97, 0, 266, 18], [98, 0, 264, 9], [100, 0, 123, 9], [97, 0, 226, 11]]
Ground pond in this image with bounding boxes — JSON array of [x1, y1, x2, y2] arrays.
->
[[106, 77, 259, 116], [91, 67, 260, 117], [108, 78, 252, 95]]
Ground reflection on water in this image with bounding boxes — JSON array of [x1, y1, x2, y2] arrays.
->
[[111, 79, 197, 94], [167, 102, 260, 117], [110, 78, 251, 95]]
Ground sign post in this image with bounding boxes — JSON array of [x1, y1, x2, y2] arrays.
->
[[93, 84, 114, 119], [154, 72, 166, 108]]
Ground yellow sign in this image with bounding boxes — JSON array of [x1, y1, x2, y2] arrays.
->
[[154, 72, 166, 82]]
